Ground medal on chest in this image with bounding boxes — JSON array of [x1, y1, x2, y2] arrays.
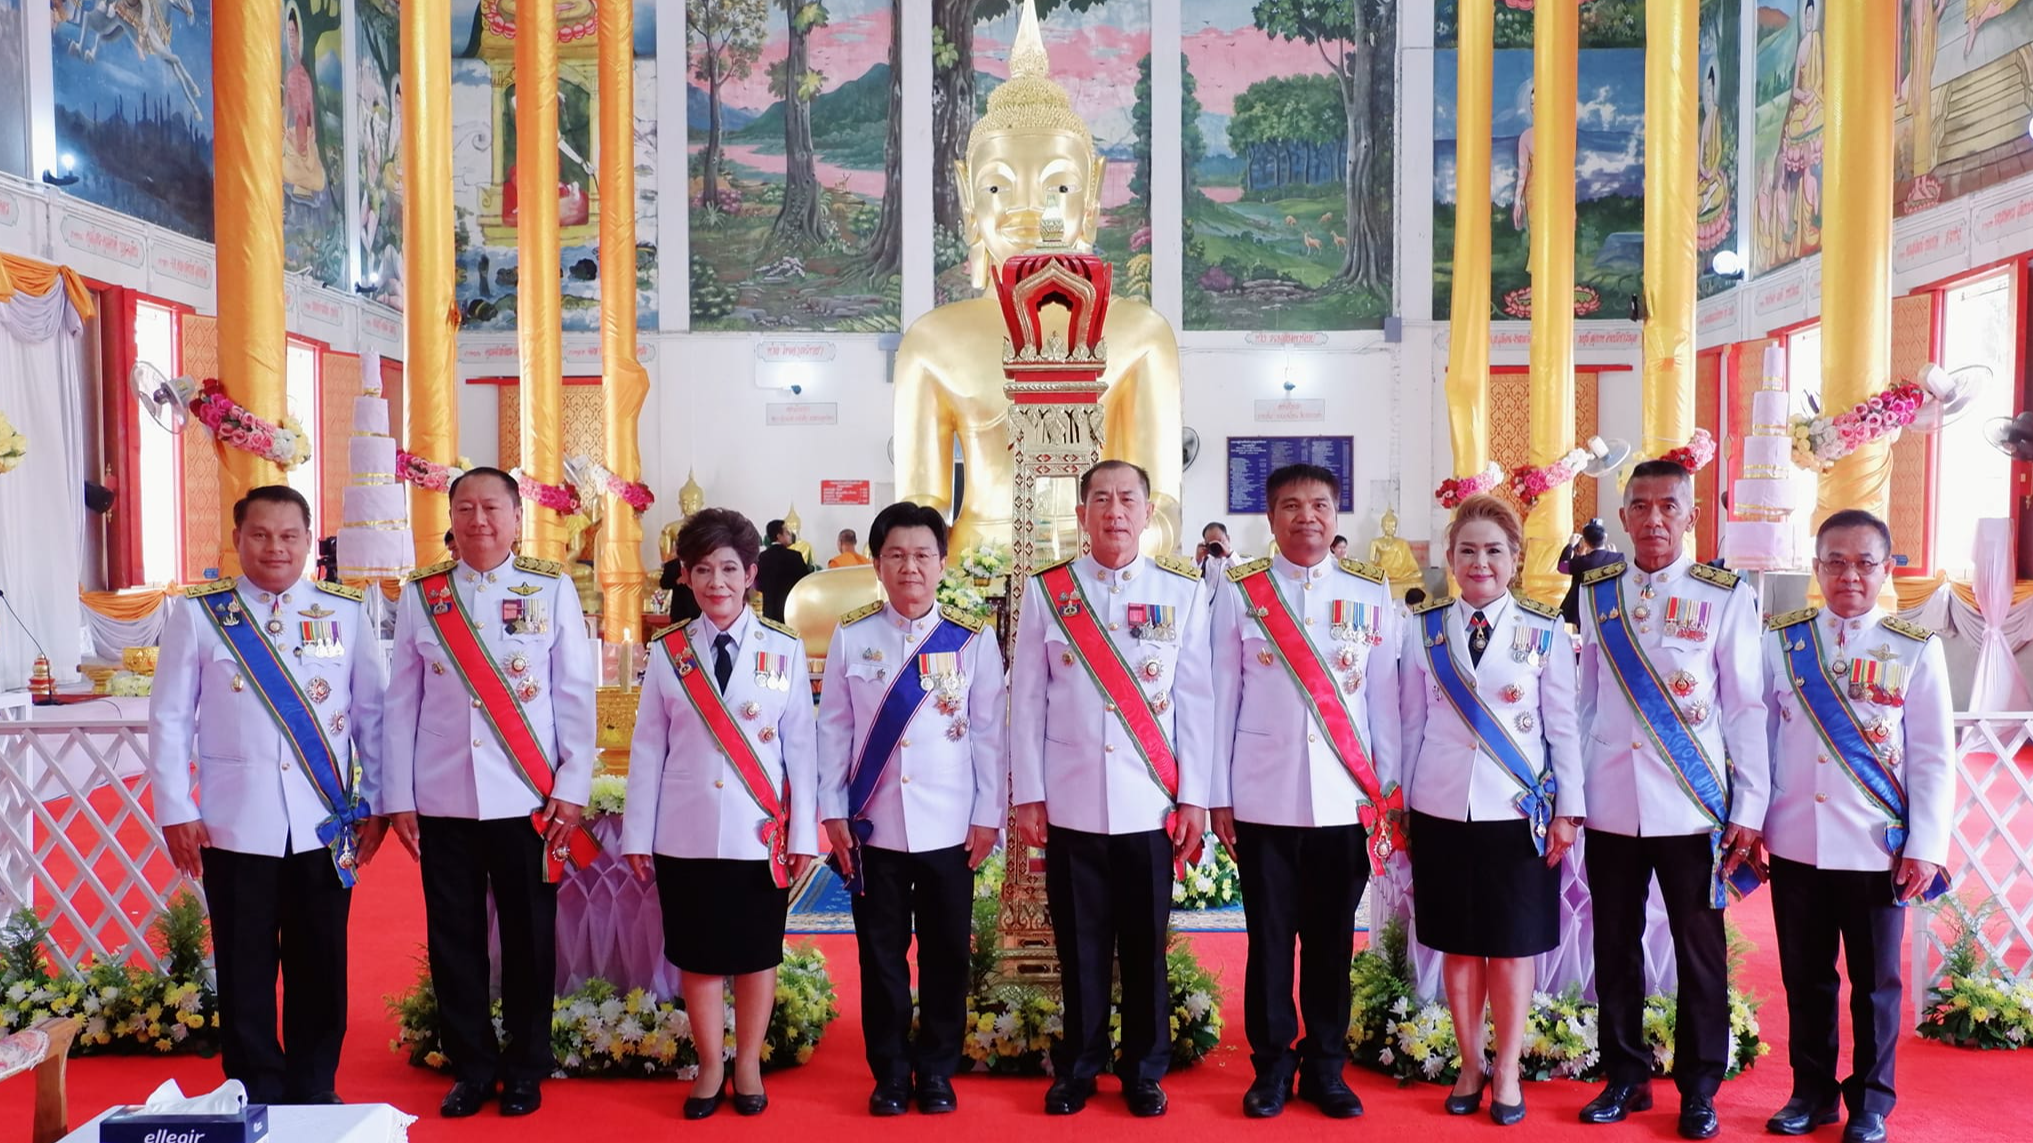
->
[[1849, 657, 1907, 706], [426, 583, 454, 616], [1511, 624, 1552, 666], [298, 619, 342, 659], [918, 650, 963, 696], [1126, 602, 1176, 642], [1663, 596, 1713, 642], [755, 651, 791, 692], [1332, 600, 1383, 645]]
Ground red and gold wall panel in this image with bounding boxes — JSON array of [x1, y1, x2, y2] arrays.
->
[[178, 313, 222, 582], [1490, 368, 1601, 528], [1889, 293, 1938, 573], [320, 351, 362, 535]]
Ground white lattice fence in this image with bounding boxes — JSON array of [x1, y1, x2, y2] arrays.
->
[[0, 717, 193, 973], [1908, 714, 2033, 1014]]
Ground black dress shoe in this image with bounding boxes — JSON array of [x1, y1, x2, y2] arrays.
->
[[1125, 1079, 1169, 1118], [1044, 1076, 1095, 1115], [1491, 1095, 1527, 1127], [868, 1081, 910, 1117], [1445, 1071, 1488, 1116], [1297, 1075, 1364, 1119], [500, 1080, 543, 1117], [731, 1084, 769, 1116], [915, 1075, 957, 1114], [1842, 1112, 1887, 1143], [1767, 1097, 1842, 1135], [1679, 1097, 1721, 1140], [1580, 1082, 1655, 1124], [1242, 1073, 1292, 1119], [684, 1087, 727, 1120], [440, 1080, 496, 1118]]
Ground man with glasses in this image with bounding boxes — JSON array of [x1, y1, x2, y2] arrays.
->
[[1758, 510, 1951, 1143]]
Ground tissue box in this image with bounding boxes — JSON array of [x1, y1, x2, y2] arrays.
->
[[99, 1103, 268, 1143]]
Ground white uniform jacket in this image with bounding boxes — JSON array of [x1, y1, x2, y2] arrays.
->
[[620, 608, 818, 861], [1578, 555, 1771, 837], [147, 577, 387, 857], [1398, 592, 1585, 823], [815, 602, 1008, 852], [1762, 607, 1953, 871], [1209, 554, 1403, 826], [1010, 554, 1214, 834], [380, 555, 596, 819]]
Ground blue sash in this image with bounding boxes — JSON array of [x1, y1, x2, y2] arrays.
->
[[1589, 575, 1762, 907], [1778, 618, 1951, 905], [194, 588, 367, 885], [830, 617, 974, 894], [1421, 607, 1557, 853]]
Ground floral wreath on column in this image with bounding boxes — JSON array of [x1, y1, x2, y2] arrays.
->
[[395, 449, 464, 492], [1661, 428, 1718, 472], [0, 408, 25, 474], [1435, 461, 1507, 509], [1788, 380, 1923, 472], [511, 467, 582, 515], [190, 379, 311, 470]]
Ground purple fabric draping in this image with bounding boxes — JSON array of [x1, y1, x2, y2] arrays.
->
[[553, 814, 683, 996], [1966, 518, 2032, 711]]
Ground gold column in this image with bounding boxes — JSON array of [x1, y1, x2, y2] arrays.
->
[[598, 0, 650, 638], [1814, 2, 1895, 533], [402, 0, 458, 561], [1523, 2, 1579, 602], [212, 0, 285, 575], [1642, 0, 1697, 462], [517, 0, 567, 562], [1444, 0, 1494, 477]]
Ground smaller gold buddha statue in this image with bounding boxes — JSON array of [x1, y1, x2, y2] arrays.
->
[[784, 503, 817, 567], [1369, 506, 1423, 599], [657, 470, 708, 565], [566, 513, 603, 617]]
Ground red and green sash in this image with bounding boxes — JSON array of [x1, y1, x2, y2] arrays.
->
[[415, 570, 601, 882], [659, 627, 794, 887], [1235, 567, 1406, 874], [1037, 563, 1179, 802]]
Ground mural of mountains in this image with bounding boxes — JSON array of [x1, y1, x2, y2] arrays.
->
[[733, 63, 891, 144], [687, 84, 759, 133]]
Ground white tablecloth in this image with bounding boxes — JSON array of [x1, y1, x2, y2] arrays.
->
[[62, 1103, 415, 1143]]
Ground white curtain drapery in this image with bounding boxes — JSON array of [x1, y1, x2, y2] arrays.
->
[[1964, 518, 2032, 711], [0, 286, 87, 692]]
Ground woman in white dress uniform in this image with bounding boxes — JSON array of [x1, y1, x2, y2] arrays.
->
[[1398, 494, 1584, 1125], [623, 508, 817, 1119]]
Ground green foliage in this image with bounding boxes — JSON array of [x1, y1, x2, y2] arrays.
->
[[0, 909, 49, 984], [153, 890, 211, 984], [690, 253, 739, 322], [688, 0, 769, 87], [0, 896, 218, 1057], [1917, 891, 2033, 1050], [1253, 0, 1358, 46], [1132, 53, 1203, 203]]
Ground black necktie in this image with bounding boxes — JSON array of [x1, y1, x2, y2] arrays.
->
[[1469, 610, 1490, 666], [713, 633, 735, 694]]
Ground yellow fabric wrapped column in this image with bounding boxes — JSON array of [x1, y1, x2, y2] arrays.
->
[[1523, 2, 1579, 602], [517, 0, 567, 563], [1643, 0, 1698, 463], [1445, 0, 1495, 478], [402, 0, 458, 562], [598, 0, 650, 638], [212, 0, 285, 575]]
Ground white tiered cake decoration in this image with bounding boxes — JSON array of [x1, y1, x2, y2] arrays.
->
[[1723, 345, 1800, 571], [336, 352, 415, 579]]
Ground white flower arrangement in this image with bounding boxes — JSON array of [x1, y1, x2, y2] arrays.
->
[[1168, 836, 1240, 909], [583, 773, 629, 820], [0, 408, 25, 474], [934, 567, 991, 618], [957, 541, 1013, 583], [0, 896, 217, 1056]]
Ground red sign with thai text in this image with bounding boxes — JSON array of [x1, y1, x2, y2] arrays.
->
[[820, 480, 871, 506]]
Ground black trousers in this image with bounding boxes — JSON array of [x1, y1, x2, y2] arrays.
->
[[848, 844, 973, 1085], [1586, 829, 1730, 1097], [201, 844, 351, 1104], [1045, 825, 1172, 1084], [419, 816, 558, 1084], [1233, 819, 1366, 1083], [1770, 856, 1906, 1117]]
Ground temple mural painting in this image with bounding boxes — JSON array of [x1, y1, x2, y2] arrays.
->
[[357, 0, 403, 308], [1896, 0, 2033, 217], [282, 0, 346, 287]]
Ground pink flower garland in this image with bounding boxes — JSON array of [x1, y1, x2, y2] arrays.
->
[[583, 459, 655, 513], [190, 379, 310, 471], [1509, 447, 1591, 509], [512, 467, 581, 515], [1661, 428, 1718, 472], [1436, 462, 1507, 509], [395, 449, 461, 493], [1788, 381, 1925, 471]]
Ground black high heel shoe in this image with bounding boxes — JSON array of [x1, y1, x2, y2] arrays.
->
[[1488, 1072, 1526, 1126], [1444, 1070, 1489, 1116], [731, 1084, 769, 1116], [684, 1078, 728, 1120]]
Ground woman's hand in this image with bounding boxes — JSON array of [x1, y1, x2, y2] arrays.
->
[[787, 853, 816, 882], [626, 853, 653, 881], [1544, 816, 1581, 867]]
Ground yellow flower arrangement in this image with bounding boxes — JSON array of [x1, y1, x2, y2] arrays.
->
[[0, 408, 25, 474], [0, 893, 218, 1058]]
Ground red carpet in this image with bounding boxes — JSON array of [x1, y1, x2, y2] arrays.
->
[[6, 850, 2026, 1142]]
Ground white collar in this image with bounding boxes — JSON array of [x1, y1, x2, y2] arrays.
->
[[1080, 553, 1147, 583], [884, 601, 941, 635], [1272, 552, 1334, 583], [1631, 553, 1693, 586], [693, 607, 754, 644], [1454, 592, 1513, 627]]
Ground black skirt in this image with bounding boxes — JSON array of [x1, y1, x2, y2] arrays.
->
[[1408, 809, 1561, 958], [654, 856, 790, 976]]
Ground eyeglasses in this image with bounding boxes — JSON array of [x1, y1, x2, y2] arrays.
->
[[1815, 558, 1883, 579]]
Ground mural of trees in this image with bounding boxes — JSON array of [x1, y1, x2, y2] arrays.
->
[[768, 0, 838, 250], [689, 0, 768, 213]]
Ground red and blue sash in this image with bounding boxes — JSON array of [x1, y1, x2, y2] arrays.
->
[[195, 587, 366, 885], [832, 617, 975, 894], [1589, 574, 1763, 907], [1777, 617, 1951, 905], [1420, 606, 1556, 854], [1235, 567, 1405, 874], [661, 628, 795, 888]]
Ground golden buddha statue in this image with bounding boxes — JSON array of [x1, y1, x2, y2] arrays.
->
[[1368, 506, 1423, 599], [783, 502, 817, 567], [656, 469, 708, 564]]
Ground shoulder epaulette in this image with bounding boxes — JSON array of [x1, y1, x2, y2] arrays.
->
[[513, 555, 564, 578], [1033, 556, 1076, 577], [1153, 553, 1201, 580], [648, 622, 687, 643], [407, 558, 456, 582], [1766, 606, 1819, 631], [1688, 563, 1742, 591], [1581, 560, 1627, 586], [1883, 616, 1937, 643], [186, 577, 236, 597], [1226, 557, 1273, 582], [1339, 558, 1387, 584], [941, 605, 986, 633], [314, 580, 365, 602], [758, 615, 800, 640], [1515, 595, 1561, 621], [839, 600, 884, 626], [1410, 594, 1453, 615]]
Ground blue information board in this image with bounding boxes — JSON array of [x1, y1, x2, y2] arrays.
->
[[1226, 436, 1356, 513]]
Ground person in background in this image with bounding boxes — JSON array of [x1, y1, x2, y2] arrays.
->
[[1758, 510, 1951, 1143], [1558, 519, 1619, 627], [756, 519, 812, 622], [622, 508, 816, 1120], [1404, 586, 1429, 610], [443, 529, 459, 564], [829, 528, 873, 569], [659, 555, 701, 626], [1330, 535, 1349, 559], [1199, 521, 1236, 598]]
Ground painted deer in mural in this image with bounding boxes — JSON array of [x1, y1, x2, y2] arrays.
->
[[64, 0, 205, 121]]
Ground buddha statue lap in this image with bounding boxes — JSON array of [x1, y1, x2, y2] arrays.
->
[[1368, 506, 1423, 600]]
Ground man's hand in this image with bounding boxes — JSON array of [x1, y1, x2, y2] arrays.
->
[[788, 854, 816, 882], [162, 821, 210, 879], [823, 818, 857, 879], [1172, 805, 1208, 866], [1720, 823, 1762, 878], [1210, 808, 1239, 861], [387, 811, 422, 861], [1544, 817, 1580, 868], [626, 853, 654, 881], [540, 798, 584, 850], [1896, 856, 1945, 903], [1013, 801, 1048, 850], [965, 825, 999, 870], [356, 817, 391, 867]]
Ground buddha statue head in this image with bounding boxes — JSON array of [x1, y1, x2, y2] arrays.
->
[[1380, 506, 1399, 538], [659, 470, 710, 564], [958, 0, 1106, 291]]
